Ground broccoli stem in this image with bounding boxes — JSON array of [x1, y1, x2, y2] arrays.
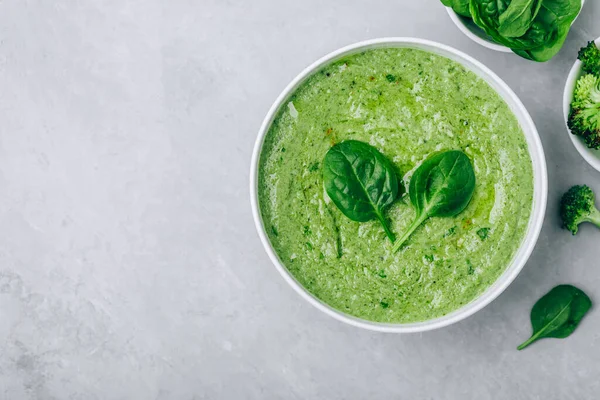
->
[[584, 207, 600, 229]]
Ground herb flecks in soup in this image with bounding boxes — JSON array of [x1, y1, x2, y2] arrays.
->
[[258, 47, 533, 323]]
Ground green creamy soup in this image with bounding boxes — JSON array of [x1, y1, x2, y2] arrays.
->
[[258, 47, 533, 323]]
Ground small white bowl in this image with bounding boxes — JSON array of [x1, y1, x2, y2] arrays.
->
[[563, 37, 600, 172], [446, 0, 585, 53], [250, 38, 548, 333]]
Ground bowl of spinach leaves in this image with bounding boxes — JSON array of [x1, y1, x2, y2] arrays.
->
[[443, 0, 585, 62]]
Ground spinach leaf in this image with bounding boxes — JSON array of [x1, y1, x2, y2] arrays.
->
[[513, 24, 562, 61], [498, 0, 543, 38], [441, 0, 471, 17], [518, 285, 592, 350], [392, 150, 475, 252], [541, 0, 582, 25], [515, 0, 581, 62], [323, 140, 399, 242], [469, 0, 581, 61], [470, 0, 535, 50], [518, 19, 558, 48]]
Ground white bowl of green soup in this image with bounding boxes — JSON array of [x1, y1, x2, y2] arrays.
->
[[250, 38, 547, 333]]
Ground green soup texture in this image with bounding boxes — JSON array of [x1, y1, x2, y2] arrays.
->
[[258, 47, 534, 323]]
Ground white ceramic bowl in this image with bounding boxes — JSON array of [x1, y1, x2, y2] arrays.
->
[[563, 37, 600, 172], [250, 38, 548, 333], [446, 0, 585, 53]]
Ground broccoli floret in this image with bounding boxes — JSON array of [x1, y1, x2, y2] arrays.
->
[[578, 41, 600, 76], [568, 74, 600, 149], [560, 185, 600, 235]]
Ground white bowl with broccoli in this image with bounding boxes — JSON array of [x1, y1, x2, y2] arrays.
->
[[563, 38, 600, 172]]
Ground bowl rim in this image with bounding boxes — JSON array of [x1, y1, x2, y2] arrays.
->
[[250, 37, 548, 333], [445, 0, 585, 54], [562, 37, 600, 172]]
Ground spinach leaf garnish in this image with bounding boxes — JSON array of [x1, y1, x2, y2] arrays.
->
[[323, 140, 400, 242], [518, 285, 592, 350], [392, 150, 475, 252]]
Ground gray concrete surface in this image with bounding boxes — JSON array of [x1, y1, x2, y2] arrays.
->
[[0, 0, 599, 399]]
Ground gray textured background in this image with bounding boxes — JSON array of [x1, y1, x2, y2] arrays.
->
[[0, 0, 599, 399]]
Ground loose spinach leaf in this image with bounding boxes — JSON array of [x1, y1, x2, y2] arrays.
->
[[517, 285, 592, 350], [498, 0, 543, 38], [392, 150, 475, 252], [441, 0, 472, 17], [323, 140, 399, 242]]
